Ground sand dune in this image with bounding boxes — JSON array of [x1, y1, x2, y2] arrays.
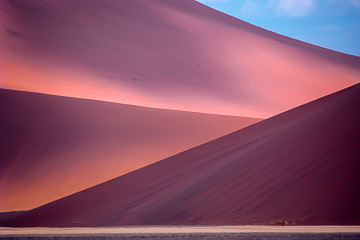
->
[[1, 0, 360, 228], [2, 83, 359, 227], [1, 0, 359, 118], [0, 88, 259, 212]]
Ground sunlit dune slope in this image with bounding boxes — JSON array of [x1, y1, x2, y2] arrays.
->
[[1, 0, 359, 118], [2, 83, 359, 226], [0, 88, 260, 212]]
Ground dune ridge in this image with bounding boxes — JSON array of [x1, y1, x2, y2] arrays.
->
[[1, 0, 359, 117], [0, 88, 259, 212]]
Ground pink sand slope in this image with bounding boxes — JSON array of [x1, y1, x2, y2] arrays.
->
[[2, 83, 359, 226], [1, 0, 359, 118], [0, 89, 259, 211]]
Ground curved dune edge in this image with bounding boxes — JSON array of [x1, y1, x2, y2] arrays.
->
[[1, 0, 360, 118], [0, 88, 260, 212]]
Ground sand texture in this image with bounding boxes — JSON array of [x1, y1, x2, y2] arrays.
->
[[0, 89, 259, 211], [2, 84, 359, 226], [1, 0, 360, 118]]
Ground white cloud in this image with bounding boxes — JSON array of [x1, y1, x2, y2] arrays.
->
[[238, 0, 316, 18], [274, 0, 316, 17], [240, 0, 260, 17], [197, 0, 230, 3]]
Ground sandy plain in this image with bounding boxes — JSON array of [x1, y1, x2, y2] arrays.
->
[[1, 226, 360, 240]]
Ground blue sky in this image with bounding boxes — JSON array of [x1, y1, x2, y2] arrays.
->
[[196, 0, 360, 57]]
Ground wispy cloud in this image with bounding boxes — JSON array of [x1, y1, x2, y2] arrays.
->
[[198, 0, 230, 3], [275, 0, 316, 17], [238, 0, 316, 18], [199, 0, 357, 17], [239, 0, 261, 17]]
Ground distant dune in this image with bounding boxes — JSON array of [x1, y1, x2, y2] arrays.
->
[[0, 89, 259, 212], [1, 0, 359, 118], [2, 83, 359, 227]]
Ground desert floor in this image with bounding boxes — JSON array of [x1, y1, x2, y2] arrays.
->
[[1, 226, 360, 239]]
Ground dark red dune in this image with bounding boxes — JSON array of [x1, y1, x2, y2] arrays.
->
[[0, 88, 259, 212], [2, 83, 359, 227], [1, 0, 360, 118]]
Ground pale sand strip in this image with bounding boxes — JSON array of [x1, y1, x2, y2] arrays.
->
[[1, 226, 360, 235]]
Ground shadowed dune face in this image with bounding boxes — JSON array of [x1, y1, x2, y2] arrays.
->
[[2, 84, 359, 227], [1, 0, 359, 118], [0, 89, 260, 212]]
